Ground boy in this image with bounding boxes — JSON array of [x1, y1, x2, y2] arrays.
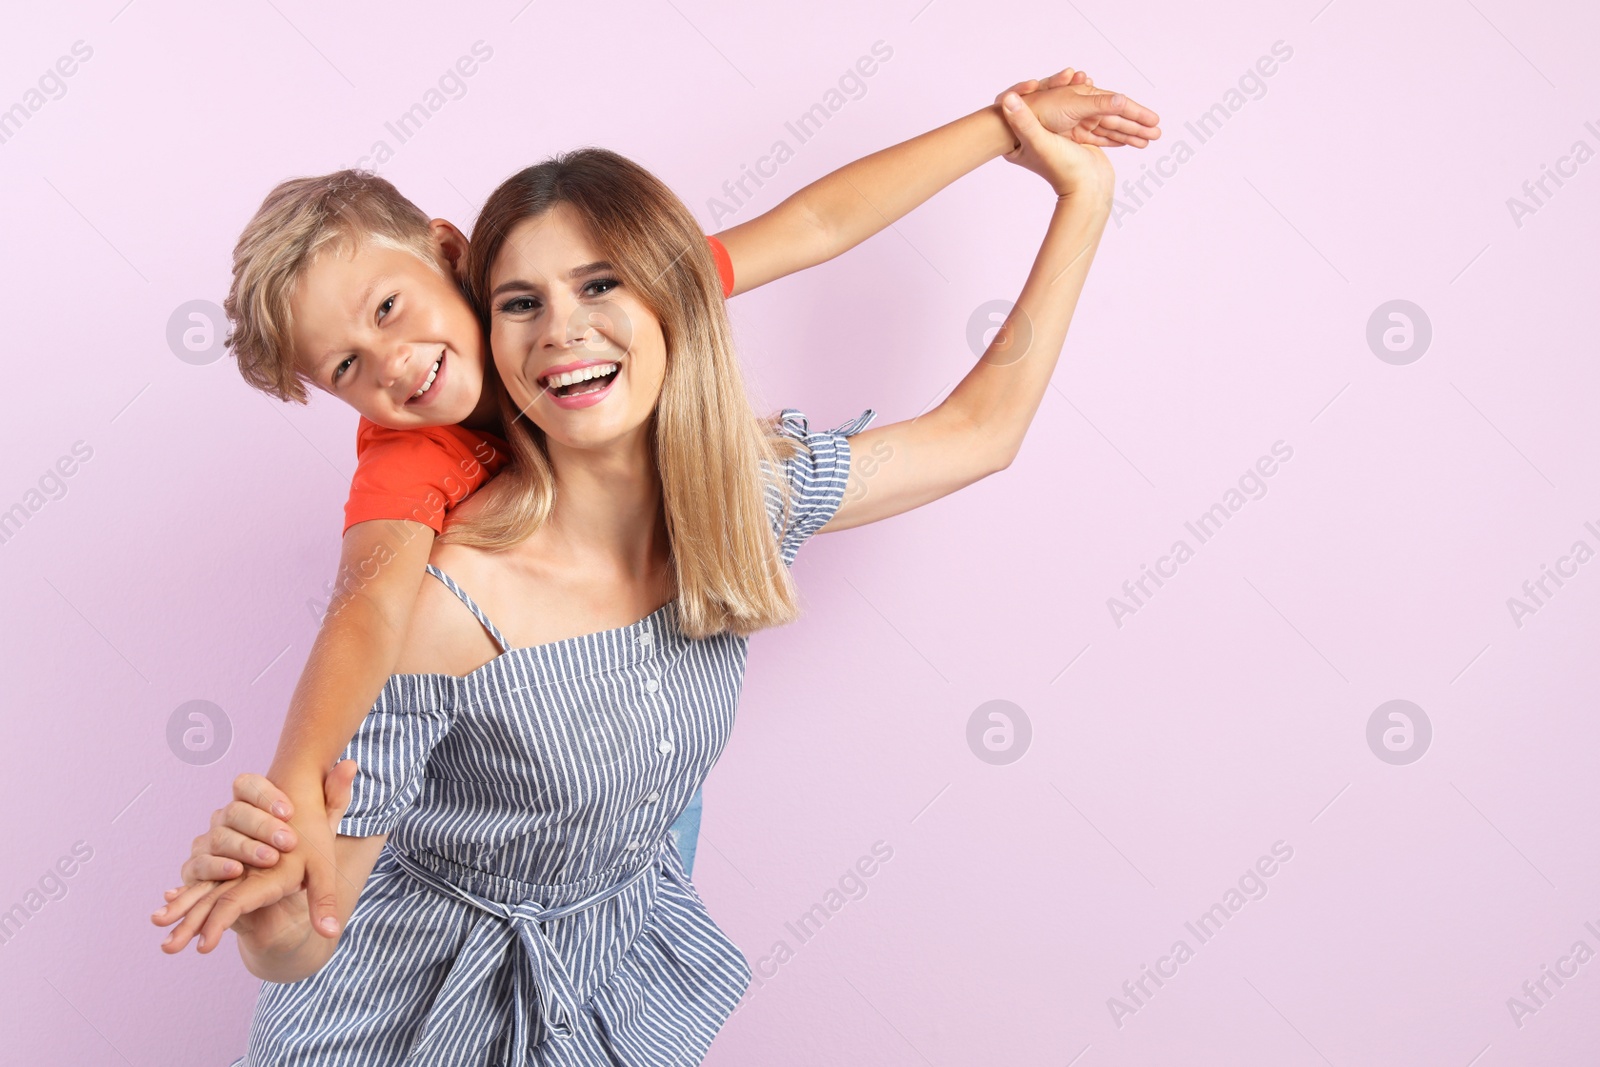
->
[[155, 68, 1159, 954]]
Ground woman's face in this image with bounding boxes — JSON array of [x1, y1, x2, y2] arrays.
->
[[486, 203, 666, 453]]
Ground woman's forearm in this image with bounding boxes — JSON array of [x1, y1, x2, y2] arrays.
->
[[942, 189, 1113, 466], [237, 908, 335, 983]]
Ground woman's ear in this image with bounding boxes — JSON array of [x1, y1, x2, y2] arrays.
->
[[428, 218, 472, 281]]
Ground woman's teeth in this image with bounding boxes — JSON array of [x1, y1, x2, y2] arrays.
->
[[545, 362, 619, 390], [411, 358, 442, 398], [545, 362, 620, 398]]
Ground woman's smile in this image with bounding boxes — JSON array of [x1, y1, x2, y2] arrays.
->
[[540, 357, 624, 410]]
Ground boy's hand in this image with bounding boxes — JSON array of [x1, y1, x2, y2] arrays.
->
[[152, 759, 358, 952], [1002, 67, 1161, 149], [999, 91, 1116, 202], [164, 766, 350, 941]]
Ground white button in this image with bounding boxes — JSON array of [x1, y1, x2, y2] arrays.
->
[[638, 632, 654, 646], [625, 840, 639, 851], [645, 678, 660, 693], [646, 791, 661, 803], [657, 738, 674, 755]]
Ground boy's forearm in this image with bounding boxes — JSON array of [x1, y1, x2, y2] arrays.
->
[[266, 520, 433, 805], [718, 105, 1014, 293], [267, 600, 401, 797]]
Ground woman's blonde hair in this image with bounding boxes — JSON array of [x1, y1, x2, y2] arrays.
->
[[443, 148, 805, 640]]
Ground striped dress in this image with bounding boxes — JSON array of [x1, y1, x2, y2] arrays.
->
[[232, 407, 876, 1067]]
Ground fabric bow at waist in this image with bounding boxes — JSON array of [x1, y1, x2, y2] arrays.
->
[[391, 843, 687, 1065]]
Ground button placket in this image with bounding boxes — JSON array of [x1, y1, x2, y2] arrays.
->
[[638, 624, 672, 757]]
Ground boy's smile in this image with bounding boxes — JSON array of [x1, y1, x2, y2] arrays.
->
[[288, 227, 495, 430]]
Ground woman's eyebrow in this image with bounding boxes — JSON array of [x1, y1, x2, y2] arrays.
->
[[489, 262, 614, 299], [489, 277, 536, 299]]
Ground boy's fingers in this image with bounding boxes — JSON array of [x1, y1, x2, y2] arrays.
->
[[197, 886, 256, 953], [1096, 114, 1160, 142], [152, 880, 216, 928], [233, 772, 294, 820], [161, 882, 228, 953]]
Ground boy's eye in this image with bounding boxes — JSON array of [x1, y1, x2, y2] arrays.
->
[[584, 278, 620, 297], [377, 295, 396, 322], [498, 296, 539, 315], [332, 356, 355, 384]]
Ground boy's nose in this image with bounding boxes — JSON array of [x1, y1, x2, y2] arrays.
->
[[376, 346, 416, 388]]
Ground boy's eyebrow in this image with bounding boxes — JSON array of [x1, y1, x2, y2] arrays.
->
[[350, 278, 381, 318], [488, 262, 613, 300]]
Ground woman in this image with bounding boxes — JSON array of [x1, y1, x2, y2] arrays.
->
[[174, 92, 1113, 1065]]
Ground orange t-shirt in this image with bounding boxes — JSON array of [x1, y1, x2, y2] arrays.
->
[[342, 235, 735, 535]]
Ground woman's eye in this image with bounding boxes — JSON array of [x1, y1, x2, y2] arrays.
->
[[498, 296, 538, 314], [332, 356, 355, 384], [377, 295, 396, 322], [584, 278, 620, 297]]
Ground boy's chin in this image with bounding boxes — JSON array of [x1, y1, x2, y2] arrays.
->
[[365, 402, 471, 430]]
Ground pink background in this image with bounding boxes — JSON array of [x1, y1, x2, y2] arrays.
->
[[3, 1, 1598, 1064]]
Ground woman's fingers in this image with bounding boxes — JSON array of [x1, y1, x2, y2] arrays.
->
[[181, 822, 278, 884], [323, 759, 359, 832], [232, 772, 294, 821], [222, 793, 299, 856]]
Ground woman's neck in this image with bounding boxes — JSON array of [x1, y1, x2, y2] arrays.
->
[[542, 432, 668, 581]]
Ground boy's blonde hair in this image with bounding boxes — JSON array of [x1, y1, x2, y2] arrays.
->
[[223, 170, 440, 403]]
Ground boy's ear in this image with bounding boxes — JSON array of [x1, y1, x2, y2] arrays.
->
[[428, 219, 471, 281]]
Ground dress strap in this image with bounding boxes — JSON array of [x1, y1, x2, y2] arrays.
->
[[425, 564, 511, 654]]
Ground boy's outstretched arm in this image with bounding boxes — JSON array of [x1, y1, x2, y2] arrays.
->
[[156, 518, 434, 941], [714, 67, 1158, 294]]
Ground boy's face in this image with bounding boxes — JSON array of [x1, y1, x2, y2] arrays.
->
[[289, 224, 486, 429]]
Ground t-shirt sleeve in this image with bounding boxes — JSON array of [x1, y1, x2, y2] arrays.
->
[[765, 407, 877, 566], [706, 234, 735, 299], [336, 697, 455, 838], [343, 422, 509, 535]]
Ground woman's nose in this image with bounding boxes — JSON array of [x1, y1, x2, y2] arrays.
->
[[540, 294, 589, 350]]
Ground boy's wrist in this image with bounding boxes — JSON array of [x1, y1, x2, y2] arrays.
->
[[267, 763, 337, 811]]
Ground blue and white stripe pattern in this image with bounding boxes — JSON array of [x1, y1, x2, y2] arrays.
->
[[233, 408, 875, 1066]]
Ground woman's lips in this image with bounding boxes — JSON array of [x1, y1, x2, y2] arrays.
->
[[543, 362, 620, 410]]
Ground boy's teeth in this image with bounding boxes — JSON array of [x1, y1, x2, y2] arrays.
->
[[545, 362, 619, 389], [411, 358, 442, 398]]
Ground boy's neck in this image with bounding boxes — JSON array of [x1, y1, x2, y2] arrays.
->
[[458, 380, 501, 433]]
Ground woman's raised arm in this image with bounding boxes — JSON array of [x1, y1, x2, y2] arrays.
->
[[820, 92, 1119, 534]]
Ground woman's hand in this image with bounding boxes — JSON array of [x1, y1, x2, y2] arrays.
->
[[999, 90, 1116, 203], [171, 773, 303, 886], [1003, 67, 1161, 149], [152, 759, 358, 955]]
